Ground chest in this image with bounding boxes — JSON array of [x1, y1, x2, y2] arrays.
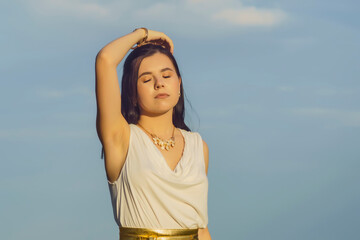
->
[[154, 132, 185, 172]]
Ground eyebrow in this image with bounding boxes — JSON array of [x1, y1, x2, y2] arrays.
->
[[138, 68, 174, 79]]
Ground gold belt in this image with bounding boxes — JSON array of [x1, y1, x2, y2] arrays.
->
[[119, 227, 199, 240]]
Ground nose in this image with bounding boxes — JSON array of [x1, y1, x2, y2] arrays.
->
[[154, 76, 165, 89]]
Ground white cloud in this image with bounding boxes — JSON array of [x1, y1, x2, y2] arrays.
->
[[26, 0, 113, 20], [185, 0, 228, 5], [24, 0, 288, 33], [133, 3, 177, 19], [186, 0, 207, 3], [212, 7, 287, 26]]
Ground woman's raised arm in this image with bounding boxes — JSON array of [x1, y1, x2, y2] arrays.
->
[[95, 29, 146, 183], [95, 28, 174, 144], [95, 28, 174, 183]]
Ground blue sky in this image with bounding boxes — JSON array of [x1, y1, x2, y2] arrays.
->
[[1, 0, 359, 239]]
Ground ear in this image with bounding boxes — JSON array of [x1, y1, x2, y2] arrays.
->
[[178, 76, 182, 87]]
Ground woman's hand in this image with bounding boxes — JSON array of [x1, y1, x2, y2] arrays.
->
[[135, 29, 174, 54]]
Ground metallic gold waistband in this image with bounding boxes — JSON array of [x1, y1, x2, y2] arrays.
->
[[119, 227, 199, 240]]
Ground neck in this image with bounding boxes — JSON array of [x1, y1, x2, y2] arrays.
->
[[137, 109, 175, 138]]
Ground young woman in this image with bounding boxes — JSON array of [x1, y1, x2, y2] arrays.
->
[[95, 28, 211, 240]]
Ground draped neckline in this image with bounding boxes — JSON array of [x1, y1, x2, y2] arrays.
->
[[132, 124, 187, 174]]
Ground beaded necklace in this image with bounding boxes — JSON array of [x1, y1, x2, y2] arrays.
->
[[137, 123, 176, 151]]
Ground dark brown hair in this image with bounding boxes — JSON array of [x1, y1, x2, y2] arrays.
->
[[101, 43, 191, 159]]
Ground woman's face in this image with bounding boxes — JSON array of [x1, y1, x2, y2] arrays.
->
[[137, 52, 181, 115]]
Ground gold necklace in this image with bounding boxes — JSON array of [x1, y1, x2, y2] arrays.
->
[[137, 123, 176, 151]]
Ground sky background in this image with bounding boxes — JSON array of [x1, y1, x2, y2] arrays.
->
[[1, 0, 360, 239]]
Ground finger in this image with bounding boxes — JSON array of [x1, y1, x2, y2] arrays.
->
[[162, 34, 174, 53], [157, 34, 173, 53], [168, 38, 174, 54], [164, 37, 173, 54]]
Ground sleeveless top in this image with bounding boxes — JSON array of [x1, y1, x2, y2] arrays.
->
[[107, 124, 208, 229]]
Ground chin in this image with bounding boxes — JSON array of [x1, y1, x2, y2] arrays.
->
[[140, 100, 178, 114], [140, 106, 173, 116]]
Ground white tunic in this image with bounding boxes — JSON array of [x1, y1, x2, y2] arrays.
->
[[107, 124, 208, 229]]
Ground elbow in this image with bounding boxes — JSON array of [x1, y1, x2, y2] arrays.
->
[[96, 51, 107, 62], [96, 51, 115, 67]]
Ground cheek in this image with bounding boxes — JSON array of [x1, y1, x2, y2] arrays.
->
[[170, 79, 180, 90], [137, 85, 152, 103]]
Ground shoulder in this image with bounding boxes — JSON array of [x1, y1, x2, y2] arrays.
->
[[182, 130, 209, 175], [187, 130, 208, 156]]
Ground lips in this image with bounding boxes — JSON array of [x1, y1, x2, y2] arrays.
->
[[155, 93, 170, 98]]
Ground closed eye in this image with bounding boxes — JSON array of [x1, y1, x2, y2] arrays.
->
[[143, 75, 170, 83]]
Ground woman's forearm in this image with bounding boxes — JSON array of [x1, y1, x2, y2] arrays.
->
[[97, 29, 146, 66]]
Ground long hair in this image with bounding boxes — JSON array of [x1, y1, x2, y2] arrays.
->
[[101, 43, 191, 159]]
